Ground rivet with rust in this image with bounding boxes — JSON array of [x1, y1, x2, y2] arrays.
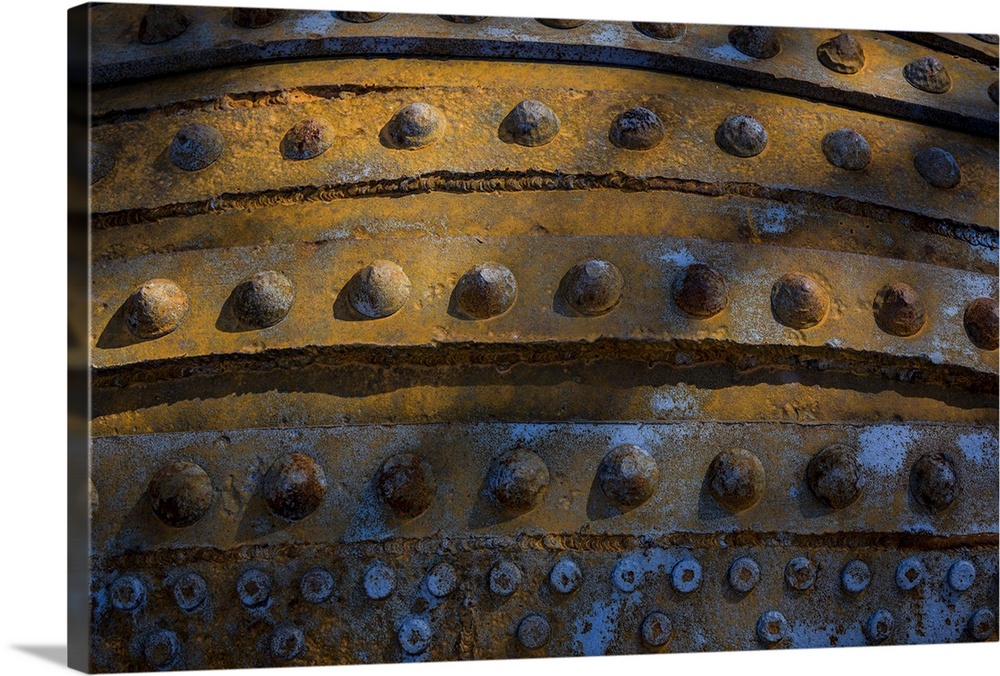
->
[[536, 19, 585, 29], [237, 569, 272, 608], [348, 260, 411, 319], [440, 15, 486, 23], [169, 123, 224, 171], [729, 26, 781, 59], [517, 613, 551, 649], [549, 557, 582, 594], [138, 6, 190, 44], [633, 23, 686, 41], [499, 99, 561, 147], [756, 610, 789, 645], [904, 56, 952, 94], [707, 449, 765, 512], [641, 611, 672, 647], [865, 609, 893, 643], [989, 81, 998, 105], [561, 259, 624, 316], [426, 563, 457, 598], [232, 271, 294, 329], [895, 557, 924, 590], [173, 571, 208, 611], [598, 444, 658, 507], [149, 461, 213, 527], [716, 114, 767, 157], [489, 560, 522, 597], [947, 560, 976, 592], [964, 298, 998, 350], [125, 279, 189, 339], [364, 562, 395, 599], [109, 575, 146, 612], [232, 8, 285, 28], [806, 444, 864, 510], [262, 453, 327, 521], [971, 34, 1000, 44], [281, 118, 334, 160], [771, 272, 830, 329], [840, 559, 871, 594], [455, 262, 517, 319], [609, 107, 665, 150], [398, 616, 432, 654], [784, 556, 817, 591], [381, 102, 446, 150], [377, 453, 435, 519], [673, 264, 728, 318], [488, 449, 549, 512], [910, 452, 958, 512], [271, 625, 304, 660], [90, 142, 115, 185], [671, 558, 702, 593], [822, 129, 871, 171], [144, 629, 181, 670], [336, 12, 386, 23], [612, 557, 642, 592], [728, 556, 760, 593], [816, 33, 865, 74], [300, 568, 334, 604], [914, 147, 961, 189], [873, 282, 925, 337], [968, 608, 996, 641]]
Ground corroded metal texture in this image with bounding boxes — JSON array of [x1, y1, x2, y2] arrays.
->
[[84, 4, 998, 673]]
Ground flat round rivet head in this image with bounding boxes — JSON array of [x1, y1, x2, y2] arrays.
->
[[336, 11, 386, 23], [947, 560, 976, 592], [149, 461, 213, 527], [138, 6, 190, 44], [904, 56, 952, 93], [633, 23, 686, 41], [641, 611, 672, 647], [771, 272, 830, 329], [487, 449, 549, 512], [381, 102, 446, 149], [816, 33, 865, 74], [110, 575, 146, 612], [232, 270, 294, 329], [499, 99, 561, 147], [90, 142, 115, 185], [785, 557, 818, 591], [237, 569, 272, 608], [910, 452, 958, 512], [673, 264, 729, 318], [873, 282, 925, 337], [440, 15, 486, 23], [125, 279, 190, 339], [598, 444, 658, 507], [671, 558, 703, 593], [806, 444, 864, 510], [364, 562, 395, 599], [376, 453, 436, 519], [562, 259, 624, 316], [612, 557, 642, 592], [865, 609, 894, 643], [517, 613, 551, 649], [609, 107, 665, 150], [169, 123, 224, 171], [757, 611, 789, 645], [968, 608, 996, 641], [262, 453, 327, 521], [455, 262, 517, 319], [728, 556, 761, 593], [144, 629, 180, 670], [729, 26, 781, 58], [822, 129, 871, 171], [489, 560, 522, 597], [895, 557, 925, 591], [707, 449, 765, 513], [271, 625, 304, 660], [300, 567, 334, 604], [173, 571, 208, 612], [426, 563, 457, 598], [840, 559, 871, 594], [549, 558, 582, 594], [232, 8, 285, 28], [398, 616, 432, 655], [348, 260, 411, 319], [716, 114, 767, 157], [281, 118, 334, 160], [914, 147, 961, 189], [965, 298, 999, 350], [536, 19, 585, 29], [989, 81, 998, 104]]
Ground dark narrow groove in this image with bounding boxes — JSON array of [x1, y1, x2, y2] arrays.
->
[[91, 170, 999, 250], [885, 32, 999, 68]]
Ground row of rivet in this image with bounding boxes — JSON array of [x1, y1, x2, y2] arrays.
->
[[115, 265, 1000, 350], [139, 444, 963, 529]]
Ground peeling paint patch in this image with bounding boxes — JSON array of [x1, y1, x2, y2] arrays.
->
[[858, 425, 919, 475], [707, 43, 754, 62], [957, 431, 997, 466], [658, 247, 696, 268]]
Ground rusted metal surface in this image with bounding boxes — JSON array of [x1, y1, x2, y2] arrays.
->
[[83, 4, 998, 673]]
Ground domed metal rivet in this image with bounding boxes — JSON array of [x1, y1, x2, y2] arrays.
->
[[707, 449, 765, 513], [904, 56, 952, 94], [561, 259, 624, 316], [149, 461, 213, 527], [364, 562, 395, 599], [281, 118, 334, 160], [598, 444, 658, 507], [784, 557, 817, 591], [895, 557, 925, 591], [426, 563, 457, 598], [989, 81, 998, 105], [455, 262, 517, 319], [715, 114, 767, 157], [348, 260, 411, 319], [144, 629, 181, 670], [549, 558, 582, 594], [536, 19, 585, 29], [517, 613, 551, 649], [671, 558, 703, 593], [729, 26, 781, 58], [609, 107, 665, 150], [376, 453, 435, 519], [487, 449, 549, 512], [90, 142, 115, 185], [968, 608, 996, 641], [237, 569, 271, 608], [822, 129, 871, 171], [262, 453, 327, 521], [169, 123, 224, 171], [611, 557, 642, 593], [381, 102, 446, 149], [271, 625, 304, 660], [232, 8, 285, 28], [440, 15, 486, 23], [125, 279, 190, 339], [806, 444, 864, 510], [816, 33, 865, 74], [633, 23, 686, 41], [499, 100, 560, 147], [873, 282, 925, 337], [757, 610, 789, 645], [673, 264, 728, 319], [947, 560, 976, 592], [840, 559, 871, 594], [109, 575, 146, 612], [489, 560, 522, 597], [910, 452, 958, 512], [336, 11, 386, 23], [964, 298, 998, 350], [232, 270, 294, 329], [771, 272, 830, 329], [641, 611, 672, 647], [300, 567, 334, 604], [398, 616, 432, 655], [728, 556, 760, 593], [914, 147, 961, 189], [138, 6, 190, 44], [865, 609, 894, 643]]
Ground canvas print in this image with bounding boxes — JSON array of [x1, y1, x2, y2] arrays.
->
[[68, 4, 999, 672]]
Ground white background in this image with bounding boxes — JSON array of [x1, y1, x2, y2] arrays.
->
[[1, 0, 997, 674]]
